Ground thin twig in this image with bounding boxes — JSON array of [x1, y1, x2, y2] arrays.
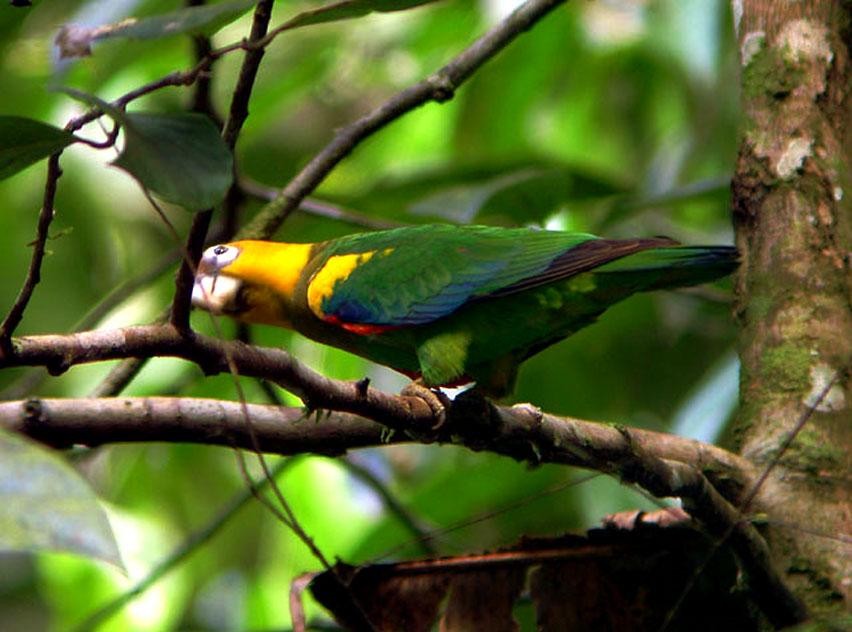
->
[[220, 343, 333, 570], [373, 472, 600, 562], [240, 178, 403, 230], [186, 0, 220, 122], [767, 520, 852, 545], [169, 209, 212, 330], [72, 458, 294, 632], [0, 154, 62, 351], [341, 457, 438, 556], [240, 0, 569, 239], [739, 373, 840, 512], [71, 122, 120, 149], [657, 377, 840, 631], [222, 0, 275, 150]]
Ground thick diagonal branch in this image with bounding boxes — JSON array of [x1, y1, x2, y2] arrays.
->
[[2, 326, 753, 494], [241, 0, 568, 239]]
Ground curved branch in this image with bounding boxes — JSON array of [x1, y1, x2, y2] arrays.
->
[[0, 397, 392, 455], [0, 326, 754, 495], [0, 392, 801, 626], [0, 154, 62, 348], [241, 0, 568, 239], [170, 1, 277, 330]]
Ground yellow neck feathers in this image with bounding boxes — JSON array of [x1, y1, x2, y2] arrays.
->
[[221, 240, 315, 300]]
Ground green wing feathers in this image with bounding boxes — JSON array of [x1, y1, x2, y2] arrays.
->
[[312, 225, 594, 326], [309, 225, 731, 329], [199, 224, 737, 394], [593, 245, 739, 290]]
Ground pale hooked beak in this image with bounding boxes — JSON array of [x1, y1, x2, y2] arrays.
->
[[192, 273, 242, 314], [192, 244, 242, 314]]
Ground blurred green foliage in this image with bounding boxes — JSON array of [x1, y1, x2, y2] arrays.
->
[[0, 0, 740, 629]]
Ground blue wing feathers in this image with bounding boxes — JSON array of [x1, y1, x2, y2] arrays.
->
[[314, 225, 688, 327]]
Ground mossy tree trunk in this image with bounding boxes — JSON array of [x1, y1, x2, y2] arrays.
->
[[732, 0, 851, 614]]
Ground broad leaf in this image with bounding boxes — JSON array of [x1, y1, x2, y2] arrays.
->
[[337, 161, 626, 225], [600, 177, 731, 230], [61, 87, 233, 209], [55, 0, 256, 58], [114, 112, 234, 209], [0, 116, 75, 180], [279, 0, 439, 31], [410, 166, 625, 224], [0, 428, 122, 568]]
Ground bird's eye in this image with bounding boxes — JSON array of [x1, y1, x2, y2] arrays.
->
[[213, 245, 228, 256]]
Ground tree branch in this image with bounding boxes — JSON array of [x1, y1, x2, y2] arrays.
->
[[0, 397, 392, 454], [239, 178, 403, 230], [0, 154, 62, 350], [186, 0, 220, 121], [617, 429, 807, 628], [0, 327, 753, 495], [1, 392, 798, 623], [240, 0, 569, 239], [170, 2, 277, 330]]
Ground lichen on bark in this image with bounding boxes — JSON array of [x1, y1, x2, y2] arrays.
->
[[731, 0, 851, 616]]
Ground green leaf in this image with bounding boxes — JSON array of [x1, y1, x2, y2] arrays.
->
[[279, 0, 439, 31], [60, 87, 233, 208], [55, 0, 256, 58], [114, 112, 234, 209], [344, 161, 625, 225], [0, 428, 122, 568], [599, 177, 731, 230], [0, 116, 75, 181], [410, 166, 626, 224]]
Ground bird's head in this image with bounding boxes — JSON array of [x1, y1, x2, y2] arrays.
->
[[192, 240, 314, 327], [191, 243, 245, 316]]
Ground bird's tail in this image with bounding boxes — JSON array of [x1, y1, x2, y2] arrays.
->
[[594, 245, 739, 290]]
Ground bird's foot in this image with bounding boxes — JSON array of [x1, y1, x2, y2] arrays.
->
[[401, 380, 450, 432], [602, 507, 690, 530], [511, 402, 543, 424]]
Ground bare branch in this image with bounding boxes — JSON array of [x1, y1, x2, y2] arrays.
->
[[0, 154, 62, 350], [172, 2, 274, 330], [169, 209, 212, 330], [0, 328, 754, 493], [615, 429, 807, 628], [240, 0, 569, 239], [0, 396, 392, 455], [240, 178, 403, 230], [222, 0, 275, 150]]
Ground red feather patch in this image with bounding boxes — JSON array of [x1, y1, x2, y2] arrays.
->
[[323, 314, 397, 335]]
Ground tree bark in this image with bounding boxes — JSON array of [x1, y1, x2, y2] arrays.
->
[[732, 0, 851, 613]]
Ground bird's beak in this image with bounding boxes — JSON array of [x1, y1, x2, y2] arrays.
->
[[192, 272, 242, 314], [192, 244, 243, 314]]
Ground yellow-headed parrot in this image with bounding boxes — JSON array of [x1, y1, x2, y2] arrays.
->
[[192, 224, 736, 396]]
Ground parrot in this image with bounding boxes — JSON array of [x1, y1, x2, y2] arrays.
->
[[191, 224, 737, 397]]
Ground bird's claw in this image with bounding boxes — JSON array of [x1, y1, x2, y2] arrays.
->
[[401, 381, 450, 431]]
